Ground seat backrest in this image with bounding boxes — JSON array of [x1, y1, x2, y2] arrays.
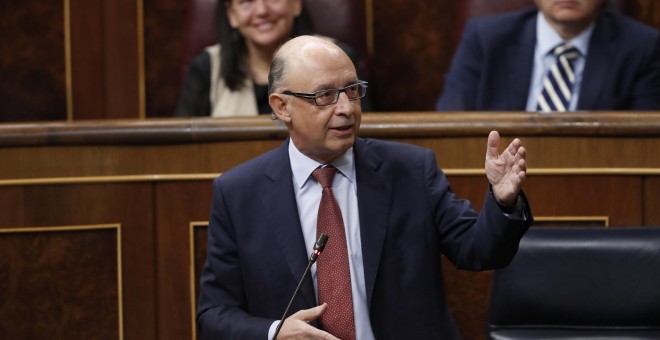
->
[[181, 0, 219, 73], [180, 0, 368, 80], [487, 227, 660, 339]]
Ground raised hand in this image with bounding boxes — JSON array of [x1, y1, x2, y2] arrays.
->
[[485, 131, 527, 206]]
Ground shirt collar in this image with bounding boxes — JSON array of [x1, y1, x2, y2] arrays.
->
[[288, 139, 355, 189], [536, 11, 595, 57]]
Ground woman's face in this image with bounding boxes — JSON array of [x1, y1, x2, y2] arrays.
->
[[226, 0, 302, 50]]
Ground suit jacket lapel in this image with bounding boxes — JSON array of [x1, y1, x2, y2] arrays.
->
[[507, 15, 537, 110], [354, 139, 391, 308], [262, 140, 317, 307], [262, 139, 393, 309], [579, 12, 615, 110]]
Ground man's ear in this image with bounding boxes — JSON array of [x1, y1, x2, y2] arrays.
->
[[269, 94, 291, 123]]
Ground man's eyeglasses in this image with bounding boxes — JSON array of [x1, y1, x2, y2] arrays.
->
[[281, 81, 368, 106]]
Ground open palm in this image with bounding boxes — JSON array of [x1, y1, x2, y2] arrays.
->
[[485, 131, 527, 206]]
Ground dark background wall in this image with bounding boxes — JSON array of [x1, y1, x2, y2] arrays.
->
[[1, 0, 659, 121]]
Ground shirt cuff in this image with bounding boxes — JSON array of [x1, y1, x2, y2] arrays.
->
[[499, 195, 528, 220], [489, 185, 527, 220], [268, 320, 280, 340]]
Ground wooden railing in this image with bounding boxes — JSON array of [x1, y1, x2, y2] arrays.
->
[[1, 112, 659, 339]]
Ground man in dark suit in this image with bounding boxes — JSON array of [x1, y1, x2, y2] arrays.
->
[[436, 0, 660, 111], [197, 35, 533, 339]]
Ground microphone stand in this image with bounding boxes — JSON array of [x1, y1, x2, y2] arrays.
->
[[272, 233, 328, 340]]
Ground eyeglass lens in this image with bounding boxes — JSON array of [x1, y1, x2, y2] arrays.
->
[[315, 83, 366, 106]]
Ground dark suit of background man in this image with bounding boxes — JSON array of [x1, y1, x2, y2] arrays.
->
[[436, 0, 660, 111], [197, 35, 533, 340]]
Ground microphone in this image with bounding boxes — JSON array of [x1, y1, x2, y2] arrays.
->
[[310, 233, 329, 262], [272, 233, 329, 340]]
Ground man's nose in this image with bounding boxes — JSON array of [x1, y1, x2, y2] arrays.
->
[[334, 92, 356, 115]]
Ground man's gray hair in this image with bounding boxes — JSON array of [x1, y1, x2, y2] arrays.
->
[[268, 52, 287, 95], [267, 51, 287, 121]]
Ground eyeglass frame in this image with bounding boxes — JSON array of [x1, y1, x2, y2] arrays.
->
[[280, 81, 368, 107]]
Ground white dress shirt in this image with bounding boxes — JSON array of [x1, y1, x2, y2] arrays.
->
[[526, 11, 595, 112], [268, 140, 375, 340]]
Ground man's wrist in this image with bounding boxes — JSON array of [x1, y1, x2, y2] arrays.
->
[[489, 185, 522, 216], [497, 195, 520, 214]]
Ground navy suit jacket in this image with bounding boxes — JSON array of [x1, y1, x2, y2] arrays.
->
[[436, 8, 660, 111], [197, 138, 532, 339]]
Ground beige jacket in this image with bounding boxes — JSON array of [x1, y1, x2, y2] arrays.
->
[[206, 44, 259, 117]]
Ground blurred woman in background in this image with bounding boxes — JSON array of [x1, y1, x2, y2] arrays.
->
[[176, 0, 369, 117]]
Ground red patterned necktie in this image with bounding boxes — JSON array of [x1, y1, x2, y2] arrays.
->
[[312, 166, 356, 340]]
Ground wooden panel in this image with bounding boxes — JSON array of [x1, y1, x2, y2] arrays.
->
[[531, 216, 608, 227], [144, 0, 188, 118], [0, 1, 66, 122], [0, 225, 120, 339], [154, 181, 213, 340], [371, 0, 456, 111], [525, 176, 642, 226], [191, 223, 209, 340], [69, 0, 140, 119], [644, 176, 660, 225], [442, 175, 642, 226], [69, 0, 105, 119], [375, 135, 660, 170], [442, 258, 493, 340], [2, 113, 660, 180], [636, 0, 660, 28], [444, 175, 490, 208], [0, 114, 659, 339], [102, 0, 140, 119], [0, 183, 156, 340], [0, 141, 281, 180], [3, 135, 660, 180]]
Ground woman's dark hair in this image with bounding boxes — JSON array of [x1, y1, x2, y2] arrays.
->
[[218, 1, 314, 91]]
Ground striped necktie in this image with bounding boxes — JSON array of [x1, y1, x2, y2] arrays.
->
[[537, 44, 581, 112]]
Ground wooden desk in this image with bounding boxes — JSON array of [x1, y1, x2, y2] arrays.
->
[[1, 112, 659, 339]]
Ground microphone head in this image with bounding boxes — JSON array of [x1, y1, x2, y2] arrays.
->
[[314, 233, 329, 252], [309, 233, 329, 263]]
